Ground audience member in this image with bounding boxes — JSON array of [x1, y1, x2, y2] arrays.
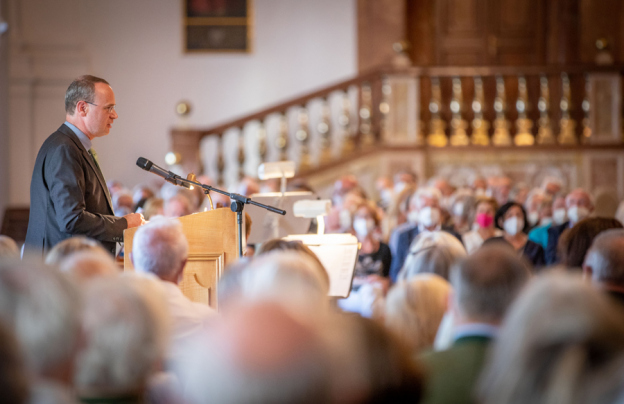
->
[[449, 193, 476, 235], [240, 251, 331, 319], [523, 189, 546, 229], [546, 188, 594, 264], [491, 201, 545, 268], [0, 259, 82, 401], [45, 235, 102, 266], [420, 245, 530, 404], [132, 183, 155, 207], [558, 217, 622, 269], [176, 302, 333, 404], [462, 197, 501, 254], [0, 235, 20, 258], [112, 190, 134, 216], [59, 248, 119, 283], [398, 231, 467, 281], [384, 274, 451, 354], [143, 197, 164, 220], [132, 218, 215, 349], [583, 229, 624, 308], [0, 320, 29, 404], [351, 202, 391, 291], [527, 193, 555, 249], [541, 176, 563, 197], [389, 188, 460, 282], [74, 277, 169, 402], [256, 239, 329, 285], [164, 193, 194, 218], [478, 272, 624, 404]]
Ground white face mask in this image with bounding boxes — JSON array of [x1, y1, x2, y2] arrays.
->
[[527, 211, 539, 227], [394, 182, 407, 194], [380, 189, 393, 205], [353, 217, 375, 238], [567, 206, 589, 224], [540, 217, 553, 226], [553, 208, 567, 225], [339, 209, 352, 229], [407, 209, 420, 224], [418, 206, 441, 228], [453, 202, 464, 217], [504, 216, 523, 236]]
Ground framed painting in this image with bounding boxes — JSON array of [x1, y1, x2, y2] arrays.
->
[[184, 0, 253, 53]]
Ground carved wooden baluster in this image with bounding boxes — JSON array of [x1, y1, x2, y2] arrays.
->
[[492, 76, 511, 146], [359, 82, 375, 147], [514, 76, 534, 146], [581, 75, 591, 143], [257, 120, 268, 164], [216, 135, 225, 185], [296, 107, 311, 171], [427, 77, 447, 147], [471, 76, 490, 145], [379, 77, 391, 140], [557, 73, 577, 145], [340, 91, 354, 156], [317, 98, 332, 164], [275, 114, 289, 161], [237, 128, 246, 179], [536, 75, 555, 144], [449, 77, 469, 146]]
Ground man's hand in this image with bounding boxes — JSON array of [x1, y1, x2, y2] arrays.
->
[[124, 212, 145, 228]]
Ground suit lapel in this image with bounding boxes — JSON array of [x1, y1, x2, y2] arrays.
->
[[58, 125, 115, 214]]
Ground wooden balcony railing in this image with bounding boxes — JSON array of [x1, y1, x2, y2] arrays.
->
[[171, 64, 624, 187]]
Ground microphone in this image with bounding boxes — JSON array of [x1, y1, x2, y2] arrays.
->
[[136, 157, 190, 188]]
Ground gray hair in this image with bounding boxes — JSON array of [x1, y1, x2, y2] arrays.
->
[[45, 236, 102, 266], [0, 258, 82, 376], [65, 75, 109, 115], [451, 245, 530, 322], [58, 249, 119, 283], [0, 236, 19, 258], [584, 229, 624, 284], [75, 276, 168, 395], [478, 272, 624, 404], [410, 187, 442, 210], [132, 218, 189, 280], [398, 231, 467, 281], [241, 251, 330, 317]]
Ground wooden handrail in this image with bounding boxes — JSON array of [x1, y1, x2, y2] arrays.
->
[[182, 63, 624, 138]]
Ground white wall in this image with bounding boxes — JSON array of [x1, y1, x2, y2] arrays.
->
[[7, 0, 356, 204]]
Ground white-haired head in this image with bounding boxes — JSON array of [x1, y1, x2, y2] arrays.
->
[[399, 231, 467, 281], [410, 187, 442, 210], [132, 217, 189, 283], [240, 251, 330, 318], [59, 249, 118, 283], [0, 258, 81, 382], [75, 276, 169, 397]]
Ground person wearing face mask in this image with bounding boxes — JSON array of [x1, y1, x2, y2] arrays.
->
[[462, 197, 502, 254], [449, 193, 476, 236], [545, 189, 595, 265], [352, 203, 392, 289], [489, 202, 545, 268], [523, 189, 547, 230], [388, 188, 462, 282], [527, 194, 556, 250]]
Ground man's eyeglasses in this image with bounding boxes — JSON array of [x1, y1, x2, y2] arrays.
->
[[85, 102, 116, 114]]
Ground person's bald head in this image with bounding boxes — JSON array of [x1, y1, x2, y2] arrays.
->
[[566, 188, 594, 210], [584, 229, 624, 285]]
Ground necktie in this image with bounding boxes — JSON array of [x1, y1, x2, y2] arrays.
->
[[88, 148, 105, 180]]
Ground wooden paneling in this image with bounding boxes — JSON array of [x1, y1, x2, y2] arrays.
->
[[579, 0, 622, 64], [357, 0, 407, 71], [435, 0, 487, 65]]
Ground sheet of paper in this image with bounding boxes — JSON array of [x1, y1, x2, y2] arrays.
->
[[308, 244, 359, 297]]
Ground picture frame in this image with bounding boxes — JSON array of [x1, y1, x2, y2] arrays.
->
[[183, 0, 253, 53]]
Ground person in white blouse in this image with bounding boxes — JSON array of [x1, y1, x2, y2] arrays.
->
[[462, 197, 502, 254]]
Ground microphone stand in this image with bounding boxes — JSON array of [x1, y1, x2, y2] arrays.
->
[[172, 176, 286, 258]]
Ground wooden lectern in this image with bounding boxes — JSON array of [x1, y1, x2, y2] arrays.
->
[[124, 208, 239, 310]]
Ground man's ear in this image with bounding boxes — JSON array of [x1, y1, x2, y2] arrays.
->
[[176, 258, 188, 280], [582, 264, 593, 281]]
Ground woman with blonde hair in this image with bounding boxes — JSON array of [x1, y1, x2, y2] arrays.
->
[[383, 274, 451, 354], [398, 231, 466, 281]]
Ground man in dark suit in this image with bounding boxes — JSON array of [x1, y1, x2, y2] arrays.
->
[[419, 245, 530, 404], [25, 75, 144, 256], [545, 188, 594, 264], [389, 187, 462, 282]]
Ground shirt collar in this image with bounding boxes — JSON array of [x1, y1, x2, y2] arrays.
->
[[64, 121, 92, 152], [453, 323, 499, 341]]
